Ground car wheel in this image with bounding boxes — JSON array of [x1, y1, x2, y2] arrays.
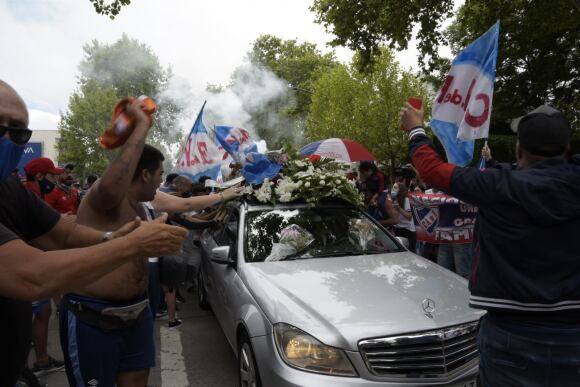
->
[[238, 333, 261, 387], [197, 270, 211, 311]]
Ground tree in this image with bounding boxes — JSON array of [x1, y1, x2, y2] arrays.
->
[[56, 81, 118, 178], [310, 0, 454, 71], [248, 35, 338, 117], [307, 48, 430, 172], [311, 0, 580, 131], [88, 0, 131, 19], [58, 35, 183, 177], [242, 35, 339, 148]]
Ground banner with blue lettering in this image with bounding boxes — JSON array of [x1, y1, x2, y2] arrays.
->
[[431, 21, 499, 166], [214, 126, 258, 164], [175, 102, 222, 182], [409, 193, 478, 244]]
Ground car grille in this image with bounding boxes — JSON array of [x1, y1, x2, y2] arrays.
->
[[358, 321, 479, 378]]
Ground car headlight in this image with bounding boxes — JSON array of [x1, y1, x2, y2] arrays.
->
[[273, 323, 357, 377]]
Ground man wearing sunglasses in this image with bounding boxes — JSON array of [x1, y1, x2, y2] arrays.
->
[[0, 80, 188, 387]]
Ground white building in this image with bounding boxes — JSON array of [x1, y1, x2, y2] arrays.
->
[[30, 129, 59, 161]]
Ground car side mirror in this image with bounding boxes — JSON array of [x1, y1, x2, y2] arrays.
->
[[396, 237, 410, 249], [211, 246, 234, 266]]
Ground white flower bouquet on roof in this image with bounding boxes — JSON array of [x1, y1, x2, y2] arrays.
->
[[243, 147, 363, 207]]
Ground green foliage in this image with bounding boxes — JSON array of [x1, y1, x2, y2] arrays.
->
[[56, 80, 119, 177], [245, 35, 339, 148], [311, 0, 580, 132], [89, 0, 131, 19], [58, 35, 183, 177], [310, 0, 454, 71], [249, 35, 338, 117], [307, 48, 430, 173]]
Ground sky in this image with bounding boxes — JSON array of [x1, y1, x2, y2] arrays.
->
[[0, 0, 426, 133]]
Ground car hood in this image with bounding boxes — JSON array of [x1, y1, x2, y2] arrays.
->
[[241, 252, 484, 351]]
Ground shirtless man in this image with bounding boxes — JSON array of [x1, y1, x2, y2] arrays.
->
[[0, 80, 187, 387], [61, 100, 243, 387]]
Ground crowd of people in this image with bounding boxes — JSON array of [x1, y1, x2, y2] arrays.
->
[[355, 158, 475, 278], [1, 74, 579, 387]]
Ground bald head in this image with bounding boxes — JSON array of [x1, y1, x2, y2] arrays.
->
[[0, 80, 29, 130]]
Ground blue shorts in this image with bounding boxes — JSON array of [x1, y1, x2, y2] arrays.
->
[[59, 294, 155, 387], [32, 299, 50, 315]]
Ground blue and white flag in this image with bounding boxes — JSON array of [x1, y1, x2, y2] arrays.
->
[[175, 102, 222, 182], [431, 21, 499, 166], [215, 126, 258, 164]]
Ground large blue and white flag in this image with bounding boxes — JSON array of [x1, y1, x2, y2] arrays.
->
[[431, 21, 499, 166], [175, 102, 222, 182], [214, 126, 258, 164]]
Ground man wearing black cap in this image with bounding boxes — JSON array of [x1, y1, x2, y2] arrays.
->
[[400, 103, 580, 387]]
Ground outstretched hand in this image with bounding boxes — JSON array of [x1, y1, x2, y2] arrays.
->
[[129, 214, 187, 257], [222, 185, 245, 201], [399, 102, 424, 132]]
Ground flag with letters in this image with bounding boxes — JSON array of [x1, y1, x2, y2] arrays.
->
[[175, 102, 222, 182], [431, 22, 499, 166]]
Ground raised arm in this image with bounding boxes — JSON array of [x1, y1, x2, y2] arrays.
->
[[87, 100, 153, 211], [151, 186, 244, 214], [399, 103, 504, 206]]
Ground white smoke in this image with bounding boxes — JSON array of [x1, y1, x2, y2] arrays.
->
[[159, 61, 303, 160]]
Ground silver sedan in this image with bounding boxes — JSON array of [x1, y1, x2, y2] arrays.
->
[[198, 202, 484, 387]]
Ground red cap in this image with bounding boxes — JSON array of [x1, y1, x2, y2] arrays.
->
[[24, 157, 65, 176]]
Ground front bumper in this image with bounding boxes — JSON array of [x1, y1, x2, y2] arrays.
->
[[251, 334, 479, 387]]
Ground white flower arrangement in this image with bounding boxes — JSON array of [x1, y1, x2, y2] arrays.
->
[[254, 179, 273, 203], [243, 148, 364, 207]]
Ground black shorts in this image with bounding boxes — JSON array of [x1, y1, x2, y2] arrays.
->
[[159, 256, 187, 289]]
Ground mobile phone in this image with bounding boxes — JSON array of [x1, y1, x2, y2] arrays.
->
[[408, 97, 423, 110]]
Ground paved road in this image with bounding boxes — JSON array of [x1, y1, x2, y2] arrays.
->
[[33, 289, 238, 387]]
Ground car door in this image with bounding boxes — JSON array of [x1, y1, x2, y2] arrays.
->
[[203, 209, 241, 346]]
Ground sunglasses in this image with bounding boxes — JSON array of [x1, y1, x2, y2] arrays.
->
[[0, 126, 33, 145]]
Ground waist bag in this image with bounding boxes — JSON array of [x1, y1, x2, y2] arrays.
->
[[65, 298, 149, 332]]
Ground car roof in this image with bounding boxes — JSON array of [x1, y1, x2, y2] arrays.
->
[[236, 199, 358, 212]]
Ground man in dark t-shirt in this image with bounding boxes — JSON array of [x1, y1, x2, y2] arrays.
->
[[0, 80, 187, 387]]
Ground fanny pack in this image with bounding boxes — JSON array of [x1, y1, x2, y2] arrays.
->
[[65, 298, 149, 332]]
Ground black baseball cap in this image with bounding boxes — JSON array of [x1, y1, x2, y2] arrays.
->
[[511, 105, 571, 157]]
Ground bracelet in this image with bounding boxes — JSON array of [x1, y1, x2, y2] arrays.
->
[[101, 231, 113, 242]]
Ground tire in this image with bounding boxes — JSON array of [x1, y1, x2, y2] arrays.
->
[[197, 269, 211, 311], [238, 333, 262, 387]]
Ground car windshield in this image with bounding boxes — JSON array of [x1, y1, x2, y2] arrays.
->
[[245, 207, 402, 263]]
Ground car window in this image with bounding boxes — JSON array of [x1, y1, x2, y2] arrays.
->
[[212, 210, 238, 247], [245, 207, 401, 262]]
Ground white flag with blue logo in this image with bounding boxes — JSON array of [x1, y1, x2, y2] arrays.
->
[[175, 102, 222, 182], [431, 22, 499, 166]]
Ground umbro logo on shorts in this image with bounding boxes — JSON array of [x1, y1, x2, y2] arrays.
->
[[87, 379, 99, 386]]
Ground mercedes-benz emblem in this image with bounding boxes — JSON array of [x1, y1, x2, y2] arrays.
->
[[422, 298, 436, 318]]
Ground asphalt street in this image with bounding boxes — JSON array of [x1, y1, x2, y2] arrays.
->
[[32, 289, 238, 387]]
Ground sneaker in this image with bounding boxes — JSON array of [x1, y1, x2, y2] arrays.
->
[[155, 310, 168, 319], [167, 319, 182, 328], [176, 293, 186, 304], [32, 356, 65, 375]]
